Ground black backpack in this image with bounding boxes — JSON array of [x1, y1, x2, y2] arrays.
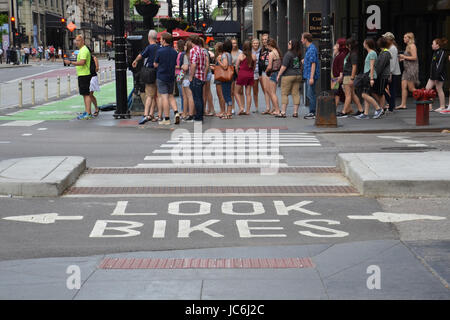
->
[[88, 47, 96, 76]]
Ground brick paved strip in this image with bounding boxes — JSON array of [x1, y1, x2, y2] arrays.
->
[[86, 167, 340, 174], [66, 185, 358, 195], [98, 257, 315, 269]]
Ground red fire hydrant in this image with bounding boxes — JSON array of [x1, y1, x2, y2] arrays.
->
[[413, 89, 436, 126]]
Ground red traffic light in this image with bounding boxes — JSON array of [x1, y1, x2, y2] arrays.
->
[[11, 17, 15, 22], [15, 32, 19, 36], [202, 23, 206, 28]]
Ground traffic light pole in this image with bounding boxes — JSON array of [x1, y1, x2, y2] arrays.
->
[[113, 0, 128, 119], [10, 0, 15, 47]]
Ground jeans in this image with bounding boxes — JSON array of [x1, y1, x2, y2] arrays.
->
[[305, 80, 317, 114], [385, 75, 400, 111], [190, 77, 205, 121], [177, 82, 184, 111], [221, 81, 232, 106]]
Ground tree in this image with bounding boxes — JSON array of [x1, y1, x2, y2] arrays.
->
[[0, 14, 8, 36]]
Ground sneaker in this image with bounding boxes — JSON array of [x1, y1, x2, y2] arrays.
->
[[439, 109, 450, 114], [185, 116, 194, 122], [336, 112, 348, 118], [159, 119, 171, 125], [373, 109, 384, 119], [303, 112, 315, 120], [77, 112, 87, 120], [354, 113, 370, 119], [138, 116, 149, 125], [79, 113, 93, 120], [354, 110, 363, 117], [174, 113, 180, 124]]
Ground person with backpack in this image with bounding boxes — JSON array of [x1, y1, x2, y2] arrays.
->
[[63, 35, 92, 120], [132, 30, 160, 124], [372, 37, 392, 115], [88, 48, 100, 117]]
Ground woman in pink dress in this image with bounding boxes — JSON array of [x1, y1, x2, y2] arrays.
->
[[235, 41, 257, 115]]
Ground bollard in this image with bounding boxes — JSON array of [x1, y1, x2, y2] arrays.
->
[[315, 94, 337, 127], [31, 80, 35, 105], [18, 80, 23, 108], [67, 74, 71, 95], [57, 76, 61, 98], [45, 78, 48, 101], [103, 70, 106, 83], [413, 89, 436, 126], [109, 66, 112, 81]]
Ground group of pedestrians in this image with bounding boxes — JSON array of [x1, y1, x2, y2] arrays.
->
[[0, 44, 63, 64], [332, 32, 450, 119]]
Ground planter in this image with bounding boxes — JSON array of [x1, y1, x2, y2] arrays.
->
[[135, 3, 160, 16], [135, 3, 160, 30]]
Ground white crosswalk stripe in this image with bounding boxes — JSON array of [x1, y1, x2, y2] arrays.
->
[[137, 132, 321, 168]]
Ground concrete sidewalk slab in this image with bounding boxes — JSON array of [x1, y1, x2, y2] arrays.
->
[[0, 240, 448, 299], [0, 156, 86, 197], [337, 152, 450, 197]]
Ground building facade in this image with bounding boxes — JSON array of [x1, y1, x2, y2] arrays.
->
[[255, 0, 450, 89], [0, 0, 114, 52]]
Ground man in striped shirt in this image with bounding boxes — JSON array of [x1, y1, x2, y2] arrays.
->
[[188, 35, 209, 122]]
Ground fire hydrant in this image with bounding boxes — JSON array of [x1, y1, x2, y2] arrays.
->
[[413, 89, 436, 126]]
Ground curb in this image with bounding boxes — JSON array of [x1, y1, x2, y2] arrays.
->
[[337, 152, 450, 198], [0, 156, 86, 197]]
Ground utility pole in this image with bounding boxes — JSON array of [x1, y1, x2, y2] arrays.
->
[[320, 0, 332, 93], [315, 0, 336, 127], [113, 0, 128, 118], [179, 0, 184, 19]]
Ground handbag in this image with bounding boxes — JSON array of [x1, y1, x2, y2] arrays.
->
[[140, 66, 156, 84], [215, 65, 234, 82]]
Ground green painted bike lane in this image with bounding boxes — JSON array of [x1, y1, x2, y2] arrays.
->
[[0, 78, 133, 121]]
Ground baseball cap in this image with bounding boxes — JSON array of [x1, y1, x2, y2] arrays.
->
[[382, 32, 395, 40]]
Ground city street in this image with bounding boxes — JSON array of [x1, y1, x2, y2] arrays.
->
[[0, 75, 449, 299]]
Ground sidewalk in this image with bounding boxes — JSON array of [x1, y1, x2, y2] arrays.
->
[[0, 240, 448, 299]]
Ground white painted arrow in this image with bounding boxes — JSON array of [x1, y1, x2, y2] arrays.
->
[[3, 213, 84, 224], [347, 212, 446, 223]]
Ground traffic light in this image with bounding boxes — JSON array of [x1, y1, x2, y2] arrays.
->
[[10, 16, 15, 23], [61, 18, 66, 24]]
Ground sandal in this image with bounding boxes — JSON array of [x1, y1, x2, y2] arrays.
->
[[275, 113, 286, 118], [152, 117, 162, 122], [293, 113, 298, 118], [261, 110, 271, 115], [93, 109, 99, 117], [238, 110, 246, 115], [205, 112, 215, 116]]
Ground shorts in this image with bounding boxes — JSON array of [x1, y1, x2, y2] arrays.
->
[[373, 77, 389, 96], [343, 76, 352, 85], [78, 75, 92, 96], [145, 83, 157, 98], [182, 79, 190, 87], [157, 79, 174, 95], [269, 71, 279, 83], [89, 76, 100, 92], [254, 73, 259, 81], [236, 76, 254, 87], [206, 72, 212, 82]]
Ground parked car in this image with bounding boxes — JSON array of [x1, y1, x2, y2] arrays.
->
[[107, 50, 115, 60], [63, 50, 79, 66]]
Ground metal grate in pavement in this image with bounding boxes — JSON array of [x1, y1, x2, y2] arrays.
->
[[66, 185, 358, 195], [86, 167, 340, 174], [98, 257, 315, 269]]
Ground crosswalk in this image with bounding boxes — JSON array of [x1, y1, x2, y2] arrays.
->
[[136, 132, 321, 168]]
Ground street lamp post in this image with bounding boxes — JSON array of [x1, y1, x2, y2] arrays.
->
[[315, 0, 336, 127], [113, 0, 128, 119]]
